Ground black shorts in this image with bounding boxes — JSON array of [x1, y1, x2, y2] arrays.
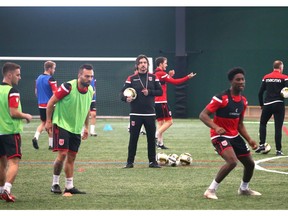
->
[[90, 101, 97, 111], [0, 134, 22, 159], [39, 108, 47, 122], [52, 124, 81, 153], [212, 135, 250, 158], [155, 103, 172, 120]]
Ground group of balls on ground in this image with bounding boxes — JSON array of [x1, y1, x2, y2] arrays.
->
[[156, 152, 193, 167]]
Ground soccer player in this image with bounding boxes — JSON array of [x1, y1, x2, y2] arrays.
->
[[32, 61, 57, 150], [121, 54, 163, 168], [0, 62, 33, 202], [256, 60, 288, 156], [89, 78, 98, 136], [45, 64, 94, 194], [154, 56, 196, 149], [199, 67, 261, 200]]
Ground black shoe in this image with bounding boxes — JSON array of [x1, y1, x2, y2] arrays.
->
[[255, 144, 265, 153], [149, 162, 161, 168], [51, 184, 62, 194], [276, 150, 284, 156], [64, 187, 86, 194], [32, 138, 39, 149], [90, 132, 98, 137], [140, 131, 146, 135], [157, 144, 169, 149], [48, 146, 53, 150], [123, 163, 134, 168]]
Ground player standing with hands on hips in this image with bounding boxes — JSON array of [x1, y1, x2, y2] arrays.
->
[[46, 64, 94, 194], [199, 67, 261, 200], [121, 54, 163, 168], [0, 62, 32, 202], [256, 60, 288, 156]]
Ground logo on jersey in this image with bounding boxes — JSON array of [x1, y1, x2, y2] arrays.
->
[[149, 77, 152, 81], [221, 140, 228, 147], [59, 139, 65, 146], [131, 121, 135, 127]]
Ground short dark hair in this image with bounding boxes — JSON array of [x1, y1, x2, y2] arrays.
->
[[79, 64, 93, 71], [227, 67, 245, 81], [155, 57, 167, 67], [2, 62, 21, 76]]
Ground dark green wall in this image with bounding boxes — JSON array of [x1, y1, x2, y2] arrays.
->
[[1, 7, 288, 117], [185, 7, 288, 117]]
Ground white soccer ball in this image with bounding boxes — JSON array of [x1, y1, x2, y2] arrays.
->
[[156, 152, 168, 166], [167, 154, 179, 167], [179, 153, 193, 166], [123, 87, 137, 100], [262, 143, 271, 154], [280, 87, 288, 98]]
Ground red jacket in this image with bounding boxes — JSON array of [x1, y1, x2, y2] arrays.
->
[[154, 67, 189, 103]]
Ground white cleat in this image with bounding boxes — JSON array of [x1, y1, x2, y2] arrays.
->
[[238, 188, 262, 196], [204, 189, 218, 200]]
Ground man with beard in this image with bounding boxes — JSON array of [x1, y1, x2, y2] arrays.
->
[[121, 54, 163, 168], [45, 64, 94, 194]]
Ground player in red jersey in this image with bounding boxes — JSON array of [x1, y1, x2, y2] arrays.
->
[[154, 57, 196, 149], [199, 67, 261, 200], [256, 60, 288, 156]]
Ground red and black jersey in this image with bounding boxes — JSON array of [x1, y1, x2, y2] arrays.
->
[[206, 89, 247, 139], [258, 70, 288, 106], [121, 72, 162, 116], [154, 67, 189, 103]]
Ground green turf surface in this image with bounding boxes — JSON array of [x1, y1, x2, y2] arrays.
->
[[1, 118, 288, 210]]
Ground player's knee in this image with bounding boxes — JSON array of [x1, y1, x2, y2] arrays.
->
[[228, 160, 238, 169]]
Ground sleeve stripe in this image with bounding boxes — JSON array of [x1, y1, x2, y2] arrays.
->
[[212, 96, 222, 103], [161, 74, 168, 79], [61, 83, 70, 93], [9, 93, 20, 97]]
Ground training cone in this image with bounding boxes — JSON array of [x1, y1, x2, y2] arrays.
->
[[103, 124, 113, 131]]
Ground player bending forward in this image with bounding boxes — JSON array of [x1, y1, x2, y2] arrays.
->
[[199, 67, 261, 200]]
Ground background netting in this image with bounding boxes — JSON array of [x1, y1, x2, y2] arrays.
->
[[0, 57, 153, 117]]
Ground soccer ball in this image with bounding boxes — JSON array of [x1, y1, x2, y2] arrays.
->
[[156, 152, 168, 166], [280, 87, 288, 98], [261, 143, 271, 154], [179, 153, 193, 166], [123, 87, 137, 100], [167, 154, 179, 167]]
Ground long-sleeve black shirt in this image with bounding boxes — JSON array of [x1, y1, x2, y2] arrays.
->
[[258, 70, 288, 106], [121, 72, 163, 115]]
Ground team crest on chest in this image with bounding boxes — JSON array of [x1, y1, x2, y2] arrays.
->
[[149, 77, 152, 81]]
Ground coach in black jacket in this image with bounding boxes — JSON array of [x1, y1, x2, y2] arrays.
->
[[121, 54, 163, 168], [256, 60, 288, 156]]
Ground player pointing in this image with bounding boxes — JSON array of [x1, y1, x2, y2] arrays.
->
[[154, 56, 196, 149]]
